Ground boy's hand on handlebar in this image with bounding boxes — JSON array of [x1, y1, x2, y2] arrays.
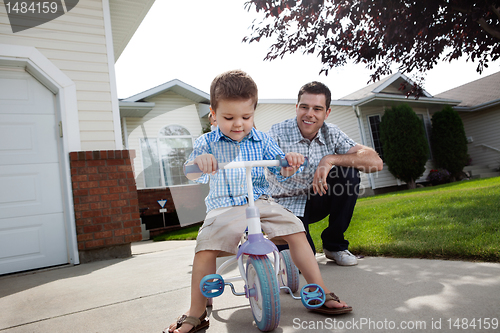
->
[[193, 154, 218, 175], [281, 152, 304, 177]]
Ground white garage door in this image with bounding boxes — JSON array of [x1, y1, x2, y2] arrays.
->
[[0, 68, 69, 275]]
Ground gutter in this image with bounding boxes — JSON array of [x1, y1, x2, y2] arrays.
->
[[453, 98, 500, 112], [354, 93, 461, 107]]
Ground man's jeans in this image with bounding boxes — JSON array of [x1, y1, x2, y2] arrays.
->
[[278, 166, 360, 254]]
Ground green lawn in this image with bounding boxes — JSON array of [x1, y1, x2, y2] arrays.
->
[[310, 177, 500, 262], [155, 177, 500, 262], [153, 225, 200, 241]]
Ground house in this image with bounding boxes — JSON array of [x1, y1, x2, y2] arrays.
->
[[118, 69, 500, 239], [254, 73, 461, 194], [120, 72, 464, 232], [435, 71, 500, 173], [0, 0, 156, 275], [119, 79, 211, 233]]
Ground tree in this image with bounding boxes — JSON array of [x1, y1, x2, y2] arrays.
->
[[243, 0, 500, 83], [380, 104, 429, 189], [430, 106, 468, 180]]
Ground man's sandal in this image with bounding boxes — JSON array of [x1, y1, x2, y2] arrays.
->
[[310, 292, 353, 315], [163, 310, 209, 333]]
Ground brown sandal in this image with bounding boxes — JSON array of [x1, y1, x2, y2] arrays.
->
[[310, 292, 353, 315], [163, 310, 209, 333]]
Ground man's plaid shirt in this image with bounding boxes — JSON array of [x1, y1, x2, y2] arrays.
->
[[267, 117, 357, 217]]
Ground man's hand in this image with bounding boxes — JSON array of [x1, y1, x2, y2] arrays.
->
[[281, 152, 305, 177], [313, 156, 333, 196]]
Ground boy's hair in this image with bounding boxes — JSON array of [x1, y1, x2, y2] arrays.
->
[[210, 70, 258, 111], [298, 81, 331, 109]]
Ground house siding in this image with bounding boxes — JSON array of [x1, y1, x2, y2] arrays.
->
[[255, 103, 376, 190], [0, 0, 116, 151], [327, 106, 361, 142], [327, 106, 373, 190], [126, 91, 203, 189], [254, 103, 296, 132], [458, 106, 500, 169]]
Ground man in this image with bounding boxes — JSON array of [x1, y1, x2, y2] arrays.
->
[[267, 81, 383, 266]]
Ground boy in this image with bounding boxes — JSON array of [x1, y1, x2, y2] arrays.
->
[[166, 70, 351, 333]]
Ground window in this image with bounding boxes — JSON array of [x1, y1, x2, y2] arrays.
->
[[368, 115, 384, 160], [140, 125, 195, 187], [367, 114, 431, 163], [416, 114, 432, 160]]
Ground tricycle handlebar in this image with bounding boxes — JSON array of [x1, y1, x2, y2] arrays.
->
[[184, 156, 308, 175]]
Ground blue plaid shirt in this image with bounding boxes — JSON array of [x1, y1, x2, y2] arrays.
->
[[267, 117, 357, 217], [186, 128, 288, 213]]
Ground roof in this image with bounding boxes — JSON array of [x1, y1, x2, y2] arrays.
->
[[435, 71, 500, 111], [110, 0, 156, 61], [339, 75, 394, 100], [339, 72, 433, 101], [333, 72, 459, 108], [120, 79, 210, 118], [257, 73, 460, 109], [122, 79, 210, 104]]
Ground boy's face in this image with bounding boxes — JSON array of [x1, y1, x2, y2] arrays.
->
[[296, 92, 331, 141], [212, 98, 255, 142]]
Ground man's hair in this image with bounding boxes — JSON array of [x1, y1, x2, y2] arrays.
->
[[210, 70, 258, 111], [298, 81, 331, 109]]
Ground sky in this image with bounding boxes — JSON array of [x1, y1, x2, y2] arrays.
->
[[115, 0, 500, 101]]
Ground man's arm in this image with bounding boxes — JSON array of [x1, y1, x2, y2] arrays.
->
[[325, 144, 383, 173], [313, 144, 383, 195]]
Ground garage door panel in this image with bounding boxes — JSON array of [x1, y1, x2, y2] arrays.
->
[[0, 73, 55, 115], [0, 164, 64, 218], [0, 114, 59, 166], [0, 213, 67, 275]]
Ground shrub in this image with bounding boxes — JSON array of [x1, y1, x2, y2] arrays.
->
[[427, 168, 451, 185], [380, 104, 429, 189], [430, 106, 468, 180]]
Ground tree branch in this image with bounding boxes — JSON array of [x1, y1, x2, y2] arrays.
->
[[492, 5, 500, 20], [477, 17, 500, 40]]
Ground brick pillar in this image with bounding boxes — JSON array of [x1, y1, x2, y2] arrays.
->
[[70, 150, 142, 263]]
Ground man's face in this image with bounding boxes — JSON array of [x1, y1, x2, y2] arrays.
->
[[295, 93, 331, 140]]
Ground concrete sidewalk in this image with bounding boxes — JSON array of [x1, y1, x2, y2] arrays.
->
[[1, 240, 499, 333]]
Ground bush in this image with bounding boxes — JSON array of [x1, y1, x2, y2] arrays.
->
[[427, 168, 451, 185], [430, 107, 468, 180], [380, 104, 429, 189]]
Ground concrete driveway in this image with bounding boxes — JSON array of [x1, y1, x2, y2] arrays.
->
[[1, 240, 499, 332]]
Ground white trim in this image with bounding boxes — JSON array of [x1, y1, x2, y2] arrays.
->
[[355, 93, 461, 107], [373, 72, 433, 98], [258, 98, 354, 106], [354, 105, 375, 189], [122, 117, 129, 149], [0, 43, 80, 265], [123, 79, 210, 103], [454, 98, 500, 112], [364, 112, 382, 189], [372, 73, 402, 93], [102, 0, 123, 150]]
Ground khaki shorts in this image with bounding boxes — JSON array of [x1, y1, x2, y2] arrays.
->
[[195, 197, 305, 255]]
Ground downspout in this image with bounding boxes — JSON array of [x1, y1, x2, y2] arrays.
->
[[353, 105, 376, 190]]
